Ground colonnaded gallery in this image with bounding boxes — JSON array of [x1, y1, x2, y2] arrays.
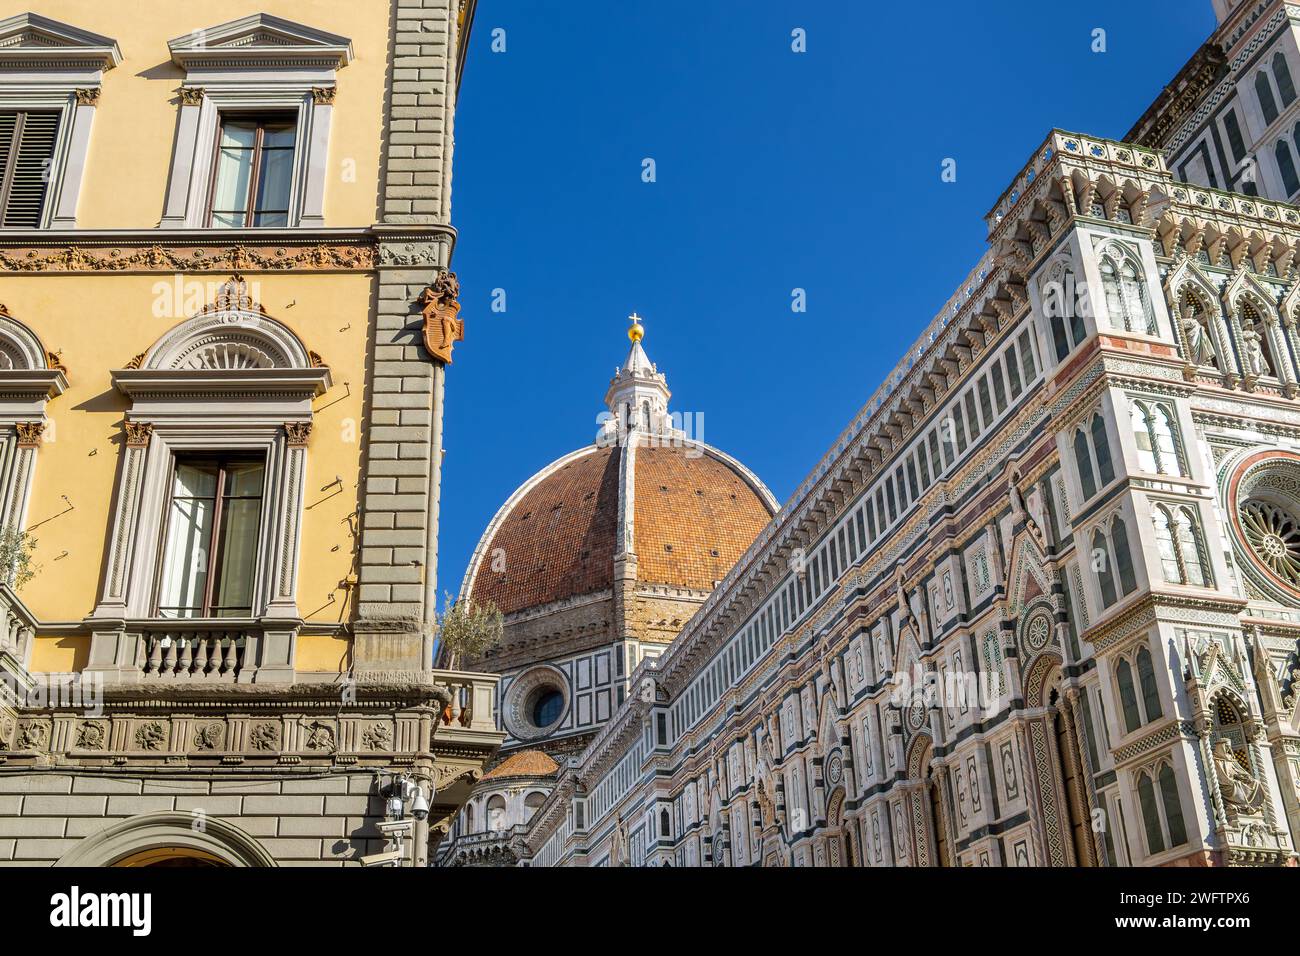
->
[[438, 0, 1300, 867]]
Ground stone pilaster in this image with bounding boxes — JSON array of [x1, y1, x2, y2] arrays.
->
[[355, 0, 465, 670]]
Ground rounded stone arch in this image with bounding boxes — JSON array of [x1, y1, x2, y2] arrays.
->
[[0, 311, 50, 370], [54, 811, 277, 868], [905, 730, 933, 782], [142, 306, 315, 372], [1023, 650, 1064, 709]]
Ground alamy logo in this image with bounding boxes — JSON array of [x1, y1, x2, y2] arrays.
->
[[49, 886, 152, 937]]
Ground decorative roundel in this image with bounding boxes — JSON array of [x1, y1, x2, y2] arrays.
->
[[1024, 612, 1053, 653], [1228, 451, 1300, 600], [826, 749, 844, 787], [905, 701, 927, 734], [1241, 499, 1300, 586], [502, 665, 569, 741]]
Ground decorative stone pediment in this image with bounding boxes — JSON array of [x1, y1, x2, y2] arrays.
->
[[0, 308, 67, 422], [1221, 266, 1280, 320], [110, 277, 329, 419], [0, 12, 121, 73], [168, 13, 352, 72]]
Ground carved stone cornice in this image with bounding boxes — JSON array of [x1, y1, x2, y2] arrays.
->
[[1085, 592, 1250, 654], [0, 235, 377, 274]]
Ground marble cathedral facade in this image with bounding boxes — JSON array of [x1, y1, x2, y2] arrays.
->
[[518, 0, 1300, 867]]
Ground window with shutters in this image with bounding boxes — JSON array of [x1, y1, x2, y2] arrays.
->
[[0, 111, 60, 228]]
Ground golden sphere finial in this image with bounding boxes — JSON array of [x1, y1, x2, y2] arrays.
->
[[628, 312, 644, 343]]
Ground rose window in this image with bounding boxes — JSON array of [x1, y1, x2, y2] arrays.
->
[[1240, 499, 1300, 585]]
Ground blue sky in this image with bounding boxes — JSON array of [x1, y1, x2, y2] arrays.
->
[[437, 0, 1217, 603]]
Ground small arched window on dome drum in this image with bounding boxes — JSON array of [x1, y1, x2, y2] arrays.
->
[[524, 791, 546, 822], [486, 794, 507, 832]]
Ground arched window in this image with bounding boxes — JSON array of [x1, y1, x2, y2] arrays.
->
[[1074, 429, 1097, 500], [1259, 71, 1281, 126], [1154, 506, 1180, 583], [1154, 502, 1209, 586], [1093, 529, 1117, 608], [1112, 518, 1138, 596], [660, 808, 671, 837], [1117, 659, 1141, 733], [486, 795, 507, 831], [1275, 51, 1297, 107], [1158, 764, 1188, 848], [1072, 411, 1114, 505], [1050, 313, 1071, 363], [1276, 140, 1300, 196], [525, 791, 546, 822], [1137, 772, 1165, 854], [1100, 254, 1154, 334], [1136, 647, 1163, 722], [1175, 507, 1208, 587], [1090, 414, 1114, 485], [464, 803, 475, 833], [1042, 265, 1085, 362], [1132, 401, 1183, 476]]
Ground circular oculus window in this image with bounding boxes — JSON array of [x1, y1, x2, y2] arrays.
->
[[1229, 451, 1300, 598], [502, 665, 569, 741]]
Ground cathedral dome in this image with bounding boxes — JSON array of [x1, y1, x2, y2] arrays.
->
[[465, 440, 775, 616], [461, 314, 778, 624]]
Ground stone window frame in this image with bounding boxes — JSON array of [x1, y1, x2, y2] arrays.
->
[[160, 14, 352, 229], [0, 13, 121, 228], [0, 309, 66, 535], [90, 291, 329, 628]]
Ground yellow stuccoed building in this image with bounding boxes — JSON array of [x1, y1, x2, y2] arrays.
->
[[0, 0, 502, 867]]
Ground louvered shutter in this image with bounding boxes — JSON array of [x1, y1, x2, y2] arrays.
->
[[0, 111, 59, 228]]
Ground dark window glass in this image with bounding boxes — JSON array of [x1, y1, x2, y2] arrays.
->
[[1137, 647, 1162, 722], [1074, 430, 1097, 500], [1275, 51, 1297, 107], [1276, 140, 1300, 197], [991, 365, 1007, 411], [964, 391, 982, 438], [1117, 660, 1141, 733], [1138, 774, 1165, 854], [1224, 110, 1247, 163], [209, 114, 297, 227], [1159, 764, 1187, 847], [1018, 330, 1038, 380], [1005, 350, 1023, 399], [1091, 414, 1115, 485], [1258, 71, 1280, 126], [1113, 519, 1138, 595], [157, 456, 265, 618]]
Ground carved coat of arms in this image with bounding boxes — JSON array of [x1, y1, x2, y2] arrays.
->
[[419, 270, 464, 364]]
